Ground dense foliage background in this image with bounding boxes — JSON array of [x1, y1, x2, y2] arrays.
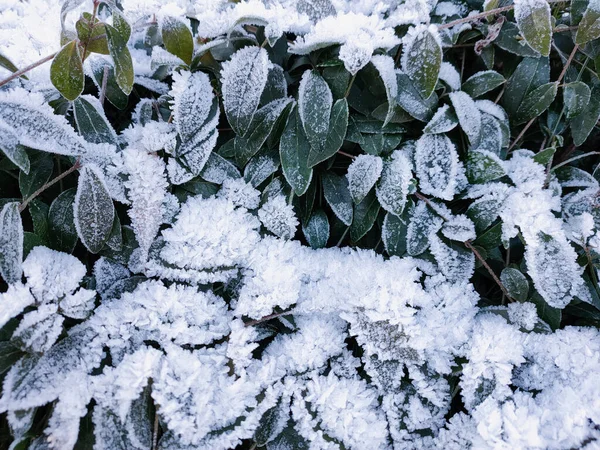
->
[[0, 0, 600, 448]]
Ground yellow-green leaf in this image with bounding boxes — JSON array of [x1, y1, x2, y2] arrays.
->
[[50, 40, 84, 101], [514, 0, 552, 56], [161, 16, 194, 66], [75, 13, 109, 55], [576, 0, 600, 44]]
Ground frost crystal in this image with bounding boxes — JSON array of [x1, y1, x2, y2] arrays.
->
[[376, 151, 413, 216], [258, 195, 299, 239], [347, 154, 383, 204], [415, 134, 460, 200]]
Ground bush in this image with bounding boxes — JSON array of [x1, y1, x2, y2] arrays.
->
[[1, 0, 600, 448]]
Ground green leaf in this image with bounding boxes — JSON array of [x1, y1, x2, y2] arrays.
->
[[299, 70, 333, 152], [0, 342, 23, 375], [19, 153, 53, 199], [462, 71, 505, 98], [424, 104, 459, 134], [199, 153, 240, 184], [0, 53, 20, 74], [350, 189, 380, 242], [563, 81, 591, 119], [254, 400, 288, 447], [74, 166, 115, 253], [0, 202, 23, 284], [235, 98, 293, 166], [576, 0, 600, 44], [105, 213, 123, 252], [402, 26, 442, 98], [322, 172, 353, 226], [382, 211, 408, 256], [500, 268, 529, 301], [161, 16, 194, 66], [495, 21, 540, 57], [112, 8, 132, 43], [280, 107, 312, 196], [571, 84, 600, 146], [73, 95, 119, 145], [0, 124, 30, 174], [467, 150, 506, 184], [514, 82, 557, 124], [244, 148, 280, 187], [503, 56, 549, 117], [514, 0, 552, 56], [29, 200, 50, 244], [303, 209, 330, 249], [395, 72, 438, 122], [89, 58, 128, 109], [307, 98, 348, 167], [533, 146, 556, 165], [75, 13, 109, 55], [105, 24, 134, 95], [48, 188, 78, 253], [23, 231, 43, 259], [50, 40, 84, 101]]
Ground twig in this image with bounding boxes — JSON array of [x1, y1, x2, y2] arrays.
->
[[344, 73, 357, 98], [438, 0, 566, 30], [508, 117, 536, 151], [337, 150, 356, 159], [152, 410, 160, 450], [244, 311, 293, 327], [0, 52, 56, 88], [552, 152, 600, 171], [99, 65, 109, 106], [465, 240, 515, 302], [557, 44, 579, 84], [19, 159, 81, 213]]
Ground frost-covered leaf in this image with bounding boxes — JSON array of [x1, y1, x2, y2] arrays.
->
[[430, 236, 475, 283], [87, 57, 128, 110], [571, 84, 600, 145], [526, 232, 583, 308], [322, 173, 353, 226], [406, 201, 443, 255], [441, 215, 476, 241], [267, 421, 309, 450], [199, 153, 240, 184], [467, 150, 506, 184], [280, 107, 312, 196], [423, 104, 458, 134], [449, 91, 481, 143], [395, 72, 438, 122], [303, 210, 329, 249], [347, 155, 382, 204], [376, 151, 413, 216], [76, 12, 109, 56], [74, 165, 115, 254], [244, 148, 280, 187], [236, 98, 292, 166], [12, 305, 63, 353], [514, 82, 557, 124], [222, 46, 271, 137], [50, 40, 84, 101], [462, 71, 505, 98], [160, 16, 193, 65], [575, 0, 600, 44], [371, 55, 398, 126], [350, 189, 380, 242], [259, 195, 299, 239], [471, 113, 503, 155], [19, 153, 53, 200], [563, 81, 591, 119], [297, 0, 336, 21], [402, 25, 442, 98], [48, 189, 78, 253], [382, 211, 408, 256], [0, 202, 23, 284], [555, 166, 599, 188], [501, 268, 529, 301], [0, 88, 87, 156], [73, 95, 118, 145], [298, 70, 332, 150], [0, 123, 29, 174], [105, 23, 134, 95], [307, 98, 348, 167], [414, 134, 459, 200], [514, 0, 552, 56]]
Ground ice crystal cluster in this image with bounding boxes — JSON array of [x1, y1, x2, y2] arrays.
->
[[1, 0, 600, 449]]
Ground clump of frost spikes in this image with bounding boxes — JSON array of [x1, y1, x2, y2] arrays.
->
[[1, 185, 599, 450]]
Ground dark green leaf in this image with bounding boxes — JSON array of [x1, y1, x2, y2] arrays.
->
[[307, 98, 348, 167], [514, 0, 552, 56], [303, 209, 330, 249], [267, 421, 309, 450], [467, 150, 506, 183], [280, 107, 312, 195], [382, 211, 408, 256], [299, 70, 333, 152], [29, 200, 50, 244], [563, 81, 591, 118], [424, 104, 458, 134], [322, 172, 353, 226], [244, 148, 280, 187], [50, 40, 84, 101], [514, 82, 557, 124], [0, 202, 23, 284], [530, 291, 561, 330], [19, 153, 53, 199], [73, 95, 119, 145], [402, 26, 442, 98], [350, 189, 380, 242], [500, 268, 529, 301], [0, 342, 23, 375], [533, 147, 556, 165], [48, 188, 78, 253], [89, 58, 128, 109], [462, 71, 505, 98], [395, 72, 438, 121], [503, 56, 549, 117], [571, 84, 600, 145], [495, 21, 540, 57], [73, 166, 115, 253], [0, 126, 30, 174]]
